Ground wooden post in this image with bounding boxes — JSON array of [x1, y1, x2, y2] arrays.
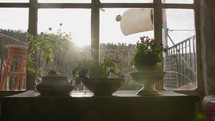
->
[[154, 0, 163, 70], [26, 0, 38, 90], [154, 0, 162, 42], [91, 0, 100, 61]]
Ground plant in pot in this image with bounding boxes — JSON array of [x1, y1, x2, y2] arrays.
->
[[130, 36, 166, 95], [73, 54, 125, 96], [27, 24, 75, 96]]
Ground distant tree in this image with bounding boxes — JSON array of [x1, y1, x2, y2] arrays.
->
[[0, 29, 27, 43]]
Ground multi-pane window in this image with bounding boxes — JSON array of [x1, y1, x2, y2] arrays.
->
[[0, 0, 198, 91]]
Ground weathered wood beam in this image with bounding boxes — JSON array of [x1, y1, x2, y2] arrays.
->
[[37, 3, 91, 9], [0, 3, 29, 7], [91, 0, 100, 61], [37, 3, 153, 9], [0, 2, 196, 9], [162, 3, 194, 9], [100, 3, 153, 8], [27, 0, 38, 90]]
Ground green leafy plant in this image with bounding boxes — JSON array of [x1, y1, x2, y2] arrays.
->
[[131, 36, 166, 71], [27, 23, 73, 76], [73, 56, 124, 80]]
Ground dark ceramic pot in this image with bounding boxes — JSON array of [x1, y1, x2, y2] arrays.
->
[[82, 78, 125, 96], [36, 74, 73, 96]]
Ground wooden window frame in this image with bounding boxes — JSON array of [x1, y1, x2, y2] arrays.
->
[[0, 0, 200, 93]]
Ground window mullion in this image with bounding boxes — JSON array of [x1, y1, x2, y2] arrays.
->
[[154, 0, 162, 42], [91, 0, 100, 61]]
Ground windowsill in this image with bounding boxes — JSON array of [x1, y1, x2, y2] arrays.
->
[[0, 90, 200, 121], [4, 90, 199, 99]]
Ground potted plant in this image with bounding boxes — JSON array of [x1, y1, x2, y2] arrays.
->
[[130, 36, 166, 95], [27, 24, 74, 96], [73, 54, 125, 96]]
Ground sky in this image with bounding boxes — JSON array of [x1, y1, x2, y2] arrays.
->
[[0, 0, 195, 47]]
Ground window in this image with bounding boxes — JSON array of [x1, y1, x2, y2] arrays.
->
[[0, 8, 28, 30], [100, 8, 154, 44], [100, 8, 154, 90], [38, 9, 91, 47], [162, 9, 197, 90], [0, 1, 199, 92]]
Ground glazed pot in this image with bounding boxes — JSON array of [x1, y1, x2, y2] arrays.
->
[[36, 74, 73, 96], [82, 78, 125, 96]]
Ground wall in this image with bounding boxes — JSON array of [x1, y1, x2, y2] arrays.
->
[[201, 0, 215, 95], [205, 0, 215, 21]]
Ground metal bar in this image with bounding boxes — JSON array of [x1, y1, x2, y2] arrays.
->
[[0, 37, 3, 80], [182, 42, 185, 84], [192, 36, 197, 71], [189, 38, 194, 82], [189, 38, 192, 69]]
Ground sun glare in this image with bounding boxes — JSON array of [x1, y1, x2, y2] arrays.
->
[[73, 39, 90, 47]]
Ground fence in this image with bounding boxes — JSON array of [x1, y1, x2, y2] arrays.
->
[[164, 35, 197, 90]]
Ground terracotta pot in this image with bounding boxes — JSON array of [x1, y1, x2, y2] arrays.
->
[[36, 74, 73, 96]]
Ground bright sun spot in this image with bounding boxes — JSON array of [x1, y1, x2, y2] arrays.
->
[[73, 39, 90, 47]]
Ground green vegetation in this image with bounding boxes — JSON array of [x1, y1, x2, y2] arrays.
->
[[27, 24, 74, 76], [73, 56, 124, 80], [131, 36, 166, 71], [0, 29, 27, 42]]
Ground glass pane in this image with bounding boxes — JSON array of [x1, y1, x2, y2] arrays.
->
[[162, 9, 197, 90], [162, 0, 193, 4], [38, 9, 91, 81], [100, 8, 154, 91], [0, 0, 29, 2], [38, 0, 90, 3], [0, 8, 28, 91], [100, 0, 153, 3], [38, 9, 90, 46], [0, 8, 28, 30]]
